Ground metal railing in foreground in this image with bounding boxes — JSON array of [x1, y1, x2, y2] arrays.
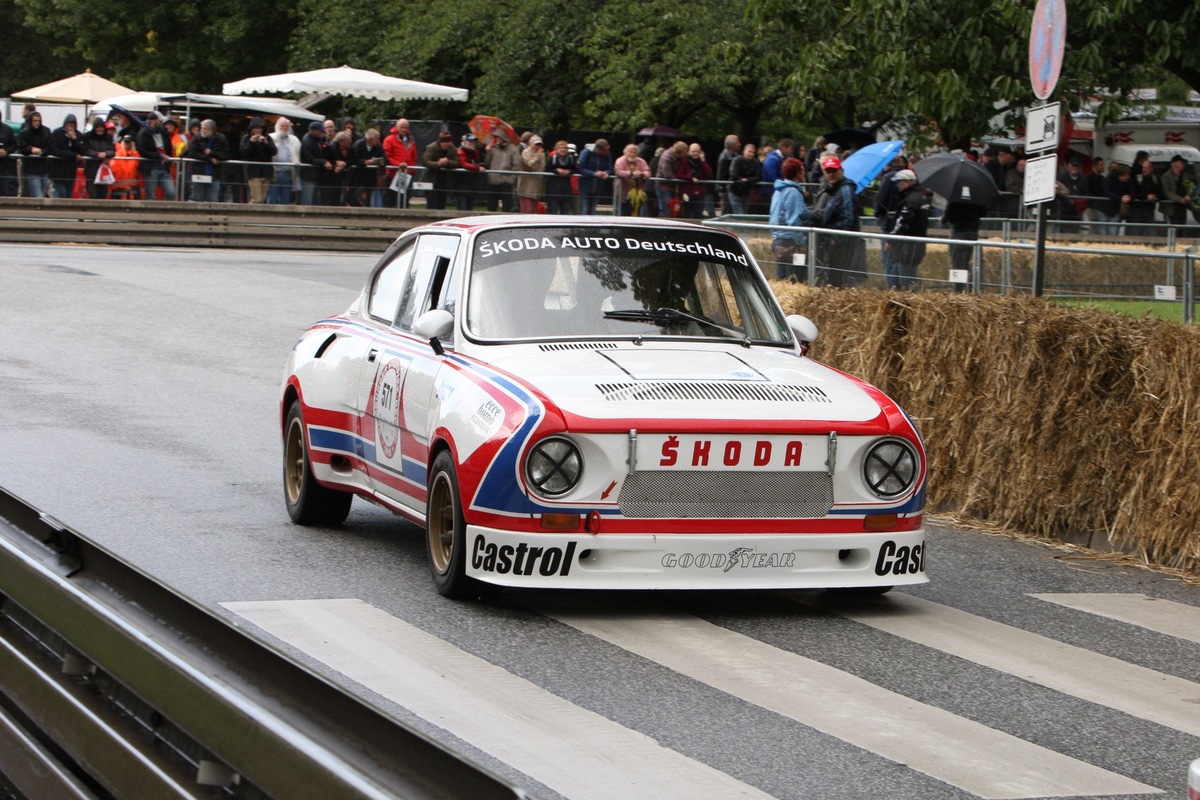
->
[[0, 485, 525, 800], [708, 217, 1199, 324]]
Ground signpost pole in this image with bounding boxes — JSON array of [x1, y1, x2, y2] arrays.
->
[[1033, 202, 1048, 296], [1028, 0, 1066, 298]]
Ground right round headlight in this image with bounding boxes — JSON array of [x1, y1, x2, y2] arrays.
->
[[863, 439, 918, 499]]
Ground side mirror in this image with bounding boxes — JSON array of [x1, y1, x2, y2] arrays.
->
[[413, 309, 454, 355], [786, 314, 819, 355]]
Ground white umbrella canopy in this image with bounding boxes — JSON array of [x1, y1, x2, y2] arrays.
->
[[13, 69, 134, 104], [222, 65, 469, 103]]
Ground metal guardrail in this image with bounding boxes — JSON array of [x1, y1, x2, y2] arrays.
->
[[0, 197, 445, 251], [0, 485, 527, 800], [708, 217, 1199, 323]]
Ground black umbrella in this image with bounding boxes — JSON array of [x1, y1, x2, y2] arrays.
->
[[913, 153, 998, 205], [106, 103, 144, 131], [822, 127, 875, 151]]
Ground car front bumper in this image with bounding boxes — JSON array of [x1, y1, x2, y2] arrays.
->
[[465, 526, 927, 590]]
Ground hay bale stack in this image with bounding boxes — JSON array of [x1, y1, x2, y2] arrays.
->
[[777, 285, 1200, 575]]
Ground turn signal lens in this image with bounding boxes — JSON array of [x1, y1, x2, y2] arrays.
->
[[540, 513, 581, 530], [863, 513, 899, 531]]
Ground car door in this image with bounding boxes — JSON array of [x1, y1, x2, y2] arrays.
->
[[363, 233, 461, 512]]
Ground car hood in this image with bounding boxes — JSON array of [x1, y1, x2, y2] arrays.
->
[[481, 344, 885, 425]]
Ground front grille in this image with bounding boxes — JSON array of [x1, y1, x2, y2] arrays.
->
[[597, 382, 831, 403], [618, 471, 834, 518]]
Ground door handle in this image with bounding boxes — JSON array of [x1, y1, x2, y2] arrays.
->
[[367, 348, 378, 362]]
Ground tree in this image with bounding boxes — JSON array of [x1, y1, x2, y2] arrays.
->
[[12, 0, 298, 92], [0, 0, 90, 98], [577, 0, 793, 140], [749, 0, 1200, 144]]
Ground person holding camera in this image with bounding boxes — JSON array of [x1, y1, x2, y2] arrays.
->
[[239, 117, 277, 204]]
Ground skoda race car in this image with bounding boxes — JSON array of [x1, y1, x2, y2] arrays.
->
[[281, 216, 927, 596]]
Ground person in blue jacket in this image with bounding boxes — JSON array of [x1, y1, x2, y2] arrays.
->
[[769, 157, 811, 281]]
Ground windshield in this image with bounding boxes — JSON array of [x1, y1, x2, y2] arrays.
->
[[466, 226, 791, 343]]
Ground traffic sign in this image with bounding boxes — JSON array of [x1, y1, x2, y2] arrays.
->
[[1026, 102, 1061, 153], [1029, 0, 1066, 100], [1024, 153, 1058, 206]]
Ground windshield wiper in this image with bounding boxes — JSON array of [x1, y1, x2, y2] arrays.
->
[[604, 308, 751, 346]]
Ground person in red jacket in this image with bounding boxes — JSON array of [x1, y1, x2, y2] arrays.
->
[[455, 133, 486, 211], [383, 118, 417, 208]]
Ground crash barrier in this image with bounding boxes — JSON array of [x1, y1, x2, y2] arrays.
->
[[0, 485, 523, 800], [0, 196, 441, 250], [711, 217, 1199, 323]]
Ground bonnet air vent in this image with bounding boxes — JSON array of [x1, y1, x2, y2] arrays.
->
[[539, 342, 620, 351], [597, 382, 831, 403]]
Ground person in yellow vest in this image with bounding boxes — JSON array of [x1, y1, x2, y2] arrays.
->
[[163, 117, 187, 188]]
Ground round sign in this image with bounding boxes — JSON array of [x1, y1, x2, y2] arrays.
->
[[1029, 0, 1067, 100]]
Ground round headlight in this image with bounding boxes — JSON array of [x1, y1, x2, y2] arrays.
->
[[863, 439, 918, 499], [525, 437, 583, 496]]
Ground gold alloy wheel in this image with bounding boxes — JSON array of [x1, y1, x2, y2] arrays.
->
[[427, 472, 456, 575], [284, 416, 305, 506]]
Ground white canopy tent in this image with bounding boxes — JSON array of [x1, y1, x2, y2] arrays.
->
[[222, 65, 469, 103]]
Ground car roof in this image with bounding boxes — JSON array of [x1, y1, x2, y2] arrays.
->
[[423, 215, 714, 234]]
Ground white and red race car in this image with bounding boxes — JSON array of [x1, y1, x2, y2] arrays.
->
[[281, 216, 926, 596]]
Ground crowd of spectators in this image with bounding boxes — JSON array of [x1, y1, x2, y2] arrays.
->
[[3, 101, 1199, 240]]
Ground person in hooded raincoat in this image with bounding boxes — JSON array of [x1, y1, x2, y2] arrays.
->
[[18, 111, 55, 198], [50, 113, 86, 198], [82, 117, 115, 200]]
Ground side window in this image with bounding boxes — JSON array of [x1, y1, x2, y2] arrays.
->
[[368, 243, 415, 323], [396, 235, 460, 331]]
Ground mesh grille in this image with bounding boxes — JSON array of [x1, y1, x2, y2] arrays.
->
[[597, 382, 831, 403], [618, 471, 834, 519]]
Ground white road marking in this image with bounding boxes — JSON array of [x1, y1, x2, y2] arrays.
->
[[545, 606, 1156, 799], [1030, 593, 1200, 646], [222, 599, 774, 800], [819, 592, 1200, 737]]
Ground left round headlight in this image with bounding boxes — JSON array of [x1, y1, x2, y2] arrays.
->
[[863, 439, 919, 499], [525, 437, 583, 496]]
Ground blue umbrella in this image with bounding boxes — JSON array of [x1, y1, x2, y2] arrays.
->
[[841, 141, 904, 192]]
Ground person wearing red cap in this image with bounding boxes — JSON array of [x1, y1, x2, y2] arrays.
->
[[812, 156, 866, 286]]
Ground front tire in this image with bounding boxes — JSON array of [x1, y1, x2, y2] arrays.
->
[[283, 400, 352, 526], [425, 451, 479, 598]]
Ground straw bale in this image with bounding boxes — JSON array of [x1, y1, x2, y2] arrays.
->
[[773, 284, 1200, 575]]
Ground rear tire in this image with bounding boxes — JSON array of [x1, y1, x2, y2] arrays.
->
[[283, 400, 352, 526]]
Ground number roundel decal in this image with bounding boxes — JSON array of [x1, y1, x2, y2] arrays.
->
[[374, 358, 403, 459]]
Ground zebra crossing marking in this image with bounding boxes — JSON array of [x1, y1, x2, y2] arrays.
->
[[541, 604, 1156, 799], [1030, 593, 1200, 646], [223, 598, 776, 800], [809, 592, 1200, 738]]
